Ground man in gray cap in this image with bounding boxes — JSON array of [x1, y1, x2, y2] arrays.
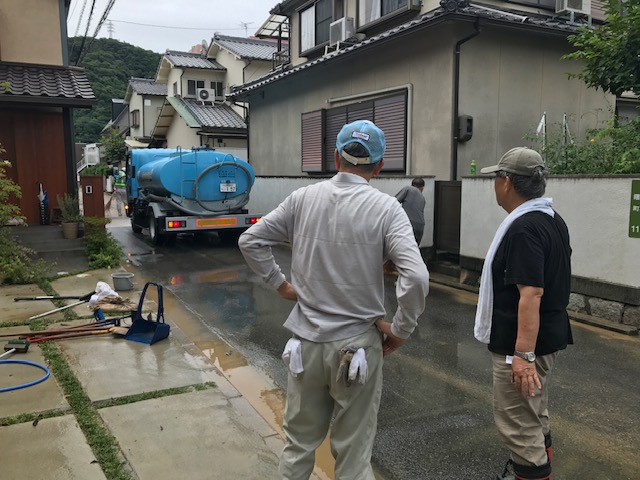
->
[[239, 120, 429, 479], [475, 147, 573, 480]]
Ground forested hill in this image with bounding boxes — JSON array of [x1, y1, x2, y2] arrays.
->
[[69, 37, 162, 143]]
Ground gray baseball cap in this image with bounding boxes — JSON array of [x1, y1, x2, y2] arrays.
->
[[480, 147, 545, 176]]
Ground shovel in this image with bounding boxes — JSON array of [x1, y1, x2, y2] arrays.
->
[[14, 291, 95, 302]]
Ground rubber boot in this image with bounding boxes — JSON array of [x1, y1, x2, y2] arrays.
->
[[496, 459, 552, 480], [544, 432, 553, 466]]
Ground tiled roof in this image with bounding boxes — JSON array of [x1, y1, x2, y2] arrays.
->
[[182, 98, 247, 130], [164, 50, 225, 70], [212, 34, 283, 61], [231, 3, 585, 98], [129, 77, 167, 96], [0, 62, 96, 107]]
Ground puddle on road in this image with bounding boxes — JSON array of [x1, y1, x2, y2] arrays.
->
[[163, 291, 335, 480]]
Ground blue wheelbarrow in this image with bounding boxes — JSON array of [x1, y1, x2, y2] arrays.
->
[[124, 282, 170, 345]]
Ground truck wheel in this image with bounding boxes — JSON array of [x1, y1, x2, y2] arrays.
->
[[131, 214, 143, 234], [148, 210, 164, 245]]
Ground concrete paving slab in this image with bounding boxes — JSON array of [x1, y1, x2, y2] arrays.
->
[[59, 333, 220, 402], [0, 284, 66, 324], [99, 389, 279, 479], [0, 415, 107, 479], [0, 326, 68, 418]]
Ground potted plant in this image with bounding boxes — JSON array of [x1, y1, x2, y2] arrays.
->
[[56, 193, 82, 239]]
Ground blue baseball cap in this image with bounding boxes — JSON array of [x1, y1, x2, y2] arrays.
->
[[336, 120, 386, 165]]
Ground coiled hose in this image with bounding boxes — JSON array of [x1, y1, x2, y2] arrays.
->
[[0, 359, 50, 393]]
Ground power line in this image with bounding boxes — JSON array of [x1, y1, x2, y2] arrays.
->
[[73, 0, 97, 65], [77, 0, 118, 65], [109, 18, 251, 32]]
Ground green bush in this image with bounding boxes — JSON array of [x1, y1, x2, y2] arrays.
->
[[0, 229, 50, 285], [56, 193, 82, 222], [80, 163, 113, 177], [83, 217, 124, 269], [527, 117, 640, 174]]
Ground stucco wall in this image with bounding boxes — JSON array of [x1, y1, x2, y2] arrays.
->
[[460, 176, 640, 288], [457, 30, 613, 179], [247, 23, 455, 179], [143, 97, 164, 138], [166, 114, 199, 149], [246, 176, 435, 248], [128, 94, 144, 139], [0, 0, 63, 65]]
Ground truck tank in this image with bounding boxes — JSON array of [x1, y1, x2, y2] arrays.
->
[[132, 148, 255, 216]]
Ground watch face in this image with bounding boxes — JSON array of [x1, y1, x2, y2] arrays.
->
[[525, 352, 535, 361]]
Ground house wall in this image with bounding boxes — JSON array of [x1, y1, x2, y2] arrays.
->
[[0, 0, 63, 65], [457, 29, 614, 178], [167, 69, 182, 97], [165, 114, 199, 149], [247, 23, 456, 178], [180, 68, 226, 99], [143, 96, 164, 138], [0, 108, 68, 224], [246, 175, 436, 248], [128, 93, 144, 139]]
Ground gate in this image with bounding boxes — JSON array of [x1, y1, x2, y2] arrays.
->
[[434, 181, 461, 255]]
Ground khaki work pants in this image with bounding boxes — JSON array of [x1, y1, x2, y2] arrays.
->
[[492, 352, 558, 467], [279, 326, 383, 480]]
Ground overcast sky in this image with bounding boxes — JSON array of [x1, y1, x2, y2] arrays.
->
[[67, 0, 281, 53]]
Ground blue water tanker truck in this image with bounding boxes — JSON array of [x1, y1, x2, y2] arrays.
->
[[127, 147, 261, 245]]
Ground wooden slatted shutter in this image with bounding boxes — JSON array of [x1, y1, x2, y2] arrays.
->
[[324, 107, 346, 172], [301, 109, 325, 172], [373, 93, 406, 171]]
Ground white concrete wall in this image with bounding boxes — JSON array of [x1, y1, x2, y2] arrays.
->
[[165, 114, 199, 149], [246, 176, 435, 248], [461, 176, 640, 288]]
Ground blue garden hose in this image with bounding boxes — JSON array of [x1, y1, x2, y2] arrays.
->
[[0, 360, 50, 393]]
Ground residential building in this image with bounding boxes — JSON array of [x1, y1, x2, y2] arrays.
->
[[229, 0, 615, 256], [149, 35, 282, 160], [124, 78, 167, 148], [0, 0, 96, 224]]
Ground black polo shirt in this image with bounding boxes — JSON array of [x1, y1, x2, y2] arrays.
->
[[488, 211, 573, 356]]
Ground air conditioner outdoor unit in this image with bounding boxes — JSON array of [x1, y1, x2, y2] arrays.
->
[[555, 0, 591, 15], [329, 17, 355, 46], [197, 88, 217, 102]]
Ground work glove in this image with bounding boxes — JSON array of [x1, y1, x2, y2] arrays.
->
[[282, 338, 303, 377], [336, 345, 367, 386]]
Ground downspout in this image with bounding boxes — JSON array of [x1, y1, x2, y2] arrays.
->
[[451, 19, 481, 181]]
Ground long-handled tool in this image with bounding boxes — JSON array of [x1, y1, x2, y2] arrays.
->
[[28, 300, 89, 320], [14, 291, 95, 302]]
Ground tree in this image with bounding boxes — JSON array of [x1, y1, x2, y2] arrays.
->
[[564, 0, 640, 97], [0, 143, 24, 225], [100, 127, 127, 165]]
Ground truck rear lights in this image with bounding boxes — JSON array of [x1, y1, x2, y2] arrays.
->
[[246, 217, 261, 225], [167, 220, 186, 229]]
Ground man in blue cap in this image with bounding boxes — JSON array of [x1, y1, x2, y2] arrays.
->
[[239, 120, 429, 479]]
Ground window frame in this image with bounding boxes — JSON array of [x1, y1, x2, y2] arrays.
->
[[357, 0, 420, 29], [299, 0, 333, 55], [187, 80, 205, 96], [130, 109, 140, 128], [301, 91, 408, 173]]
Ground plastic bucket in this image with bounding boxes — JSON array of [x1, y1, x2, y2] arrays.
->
[[112, 272, 134, 291]]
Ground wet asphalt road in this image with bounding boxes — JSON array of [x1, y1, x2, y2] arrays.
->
[[109, 222, 640, 480]]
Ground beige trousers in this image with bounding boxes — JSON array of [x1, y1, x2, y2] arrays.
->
[[279, 326, 383, 480], [492, 352, 558, 467]]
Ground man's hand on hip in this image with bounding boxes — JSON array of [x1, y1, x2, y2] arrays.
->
[[511, 356, 542, 397], [277, 281, 298, 301], [375, 319, 406, 356]]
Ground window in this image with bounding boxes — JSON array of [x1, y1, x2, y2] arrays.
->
[[187, 80, 205, 96], [300, 0, 332, 52], [173, 82, 178, 95], [508, 0, 555, 10], [210, 81, 224, 98], [131, 109, 140, 128], [301, 92, 407, 172], [358, 0, 419, 26]]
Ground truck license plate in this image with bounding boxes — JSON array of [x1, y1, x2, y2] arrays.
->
[[220, 183, 236, 193]]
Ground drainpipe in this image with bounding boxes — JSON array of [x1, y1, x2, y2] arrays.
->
[[451, 19, 481, 181]]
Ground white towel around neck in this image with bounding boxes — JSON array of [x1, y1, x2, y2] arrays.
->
[[474, 197, 555, 344]]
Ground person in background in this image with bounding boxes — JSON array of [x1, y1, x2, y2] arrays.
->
[[114, 167, 127, 216], [238, 120, 429, 480], [384, 177, 426, 275], [475, 147, 573, 480]]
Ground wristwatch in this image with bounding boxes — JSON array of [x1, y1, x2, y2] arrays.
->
[[513, 351, 536, 362]]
